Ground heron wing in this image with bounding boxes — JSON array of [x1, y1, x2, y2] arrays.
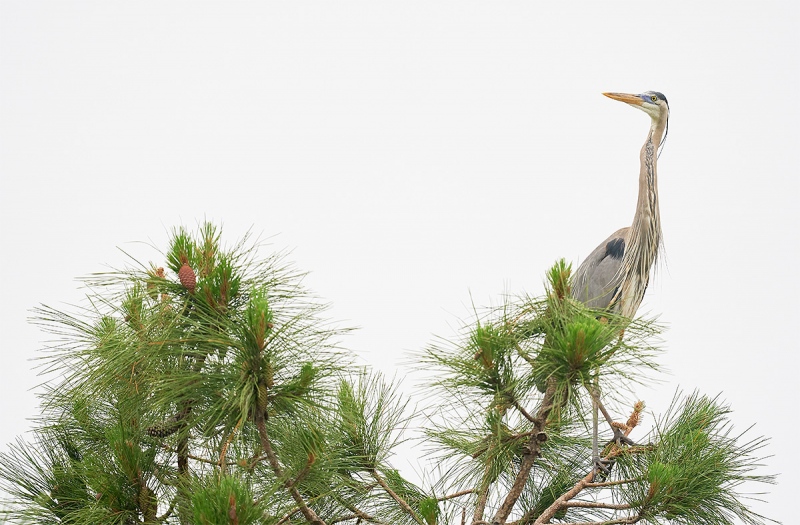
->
[[572, 227, 629, 310]]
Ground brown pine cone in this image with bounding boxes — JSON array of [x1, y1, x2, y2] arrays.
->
[[178, 264, 196, 293]]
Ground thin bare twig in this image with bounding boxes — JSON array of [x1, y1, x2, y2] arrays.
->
[[160, 443, 229, 465], [587, 385, 623, 431], [287, 455, 315, 489], [275, 507, 301, 525], [512, 399, 537, 423], [585, 478, 639, 488], [219, 417, 243, 475], [371, 469, 424, 525], [438, 488, 476, 501], [330, 509, 387, 524], [550, 518, 641, 525], [472, 429, 540, 459], [562, 501, 632, 510]]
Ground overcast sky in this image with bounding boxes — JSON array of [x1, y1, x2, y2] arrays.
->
[[1, 2, 798, 522]]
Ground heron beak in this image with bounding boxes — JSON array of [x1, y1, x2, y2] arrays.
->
[[602, 92, 644, 106]]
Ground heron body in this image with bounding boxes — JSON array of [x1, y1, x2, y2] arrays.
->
[[570, 91, 669, 476], [572, 91, 669, 318], [571, 227, 628, 310]]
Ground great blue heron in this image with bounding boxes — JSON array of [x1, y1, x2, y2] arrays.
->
[[572, 91, 669, 474]]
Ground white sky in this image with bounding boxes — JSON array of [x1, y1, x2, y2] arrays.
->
[[1, 2, 798, 522]]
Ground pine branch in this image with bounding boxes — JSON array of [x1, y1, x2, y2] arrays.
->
[[255, 410, 326, 525], [511, 400, 537, 424], [585, 478, 639, 488], [371, 469, 425, 525], [329, 509, 388, 524], [530, 452, 609, 524], [176, 402, 192, 525], [551, 518, 641, 525], [491, 377, 559, 524], [160, 443, 233, 466], [533, 401, 643, 525], [438, 488, 475, 501], [471, 467, 492, 524], [562, 501, 631, 510], [287, 455, 315, 489], [219, 417, 243, 475]]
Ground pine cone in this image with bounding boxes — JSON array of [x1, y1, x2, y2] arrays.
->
[[178, 264, 196, 293], [146, 413, 182, 438], [145, 423, 178, 438]]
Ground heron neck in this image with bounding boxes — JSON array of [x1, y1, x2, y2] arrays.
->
[[615, 117, 666, 318], [632, 117, 667, 235]]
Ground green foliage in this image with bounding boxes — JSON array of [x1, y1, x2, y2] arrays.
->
[[470, 323, 518, 396], [0, 230, 776, 525], [615, 392, 775, 525], [418, 496, 440, 525], [546, 258, 573, 301], [166, 227, 196, 272], [334, 372, 411, 475], [529, 469, 576, 520], [191, 475, 262, 525], [538, 314, 618, 387], [376, 469, 436, 525], [418, 260, 773, 524], [0, 223, 354, 524]]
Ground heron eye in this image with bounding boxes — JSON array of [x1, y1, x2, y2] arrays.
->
[[650, 95, 658, 102]]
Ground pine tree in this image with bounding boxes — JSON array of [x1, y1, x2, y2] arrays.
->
[[0, 223, 775, 525]]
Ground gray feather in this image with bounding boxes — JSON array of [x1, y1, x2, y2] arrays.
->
[[572, 227, 629, 310]]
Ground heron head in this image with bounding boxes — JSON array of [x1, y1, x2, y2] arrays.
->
[[603, 91, 669, 121]]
